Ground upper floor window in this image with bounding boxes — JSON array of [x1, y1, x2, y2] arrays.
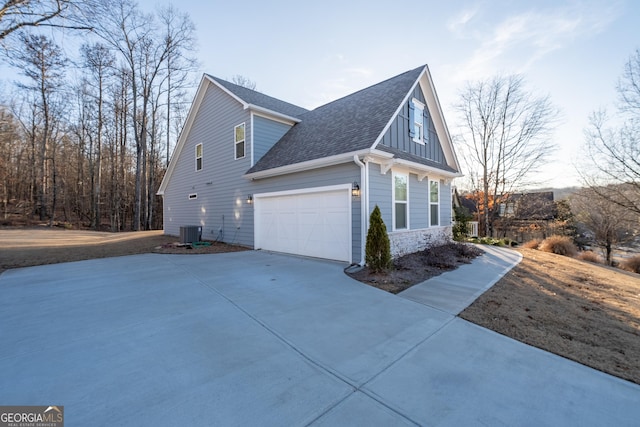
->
[[235, 123, 245, 159], [430, 180, 439, 226], [195, 143, 203, 171], [410, 99, 426, 144], [393, 173, 408, 230]]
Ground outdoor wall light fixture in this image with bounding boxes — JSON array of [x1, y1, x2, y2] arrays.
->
[[247, 194, 253, 204], [352, 182, 360, 197]]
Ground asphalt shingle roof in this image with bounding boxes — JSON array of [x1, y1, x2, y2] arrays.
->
[[209, 75, 309, 119], [246, 66, 425, 174]]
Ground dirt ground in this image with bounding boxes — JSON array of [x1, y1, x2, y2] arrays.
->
[[461, 248, 640, 385], [0, 227, 246, 273], [2, 228, 638, 385]]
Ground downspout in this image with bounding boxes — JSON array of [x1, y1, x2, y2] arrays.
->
[[353, 155, 366, 266]]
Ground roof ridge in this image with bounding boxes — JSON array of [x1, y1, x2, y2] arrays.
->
[[207, 74, 309, 117], [310, 65, 426, 112]]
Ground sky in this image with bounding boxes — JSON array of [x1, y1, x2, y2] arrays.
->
[[145, 0, 637, 190], [4, 0, 639, 190]]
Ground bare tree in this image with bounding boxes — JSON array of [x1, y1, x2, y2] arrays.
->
[[231, 75, 256, 90], [571, 187, 639, 265], [11, 33, 66, 221], [159, 4, 198, 167], [581, 49, 640, 215], [0, 0, 90, 41], [456, 75, 558, 236], [81, 42, 115, 229], [88, 0, 196, 230]]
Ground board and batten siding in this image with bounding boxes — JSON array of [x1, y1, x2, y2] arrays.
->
[[250, 162, 362, 262], [252, 115, 293, 166], [163, 81, 255, 246], [380, 84, 446, 164]]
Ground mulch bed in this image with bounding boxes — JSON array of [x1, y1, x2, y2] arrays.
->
[[347, 242, 484, 293]]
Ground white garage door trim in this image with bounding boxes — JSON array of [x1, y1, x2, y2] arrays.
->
[[254, 184, 352, 262]]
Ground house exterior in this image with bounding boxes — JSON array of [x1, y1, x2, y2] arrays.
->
[[158, 65, 462, 264]]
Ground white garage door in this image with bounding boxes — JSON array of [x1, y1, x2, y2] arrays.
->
[[255, 186, 352, 262]]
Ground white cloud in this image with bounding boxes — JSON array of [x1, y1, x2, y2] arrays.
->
[[451, 1, 620, 82], [447, 6, 479, 36]]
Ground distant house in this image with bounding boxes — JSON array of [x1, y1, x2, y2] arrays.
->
[[495, 191, 556, 241], [498, 192, 555, 220], [157, 66, 462, 263]]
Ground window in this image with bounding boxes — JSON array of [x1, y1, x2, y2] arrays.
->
[[195, 143, 203, 171], [394, 173, 408, 230], [234, 123, 245, 159], [188, 193, 197, 200], [430, 180, 439, 226], [410, 99, 425, 144]]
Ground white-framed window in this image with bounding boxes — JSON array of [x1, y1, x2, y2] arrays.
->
[[188, 193, 197, 200], [195, 143, 203, 171], [410, 99, 425, 144], [234, 123, 245, 159], [430, 180, 439, 226], [393, 172, 409, 230]]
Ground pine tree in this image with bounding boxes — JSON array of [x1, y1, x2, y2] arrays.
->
[[365, 205, 391, 272]]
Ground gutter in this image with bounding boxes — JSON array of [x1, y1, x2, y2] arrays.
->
[[353, 154, 366, 266]]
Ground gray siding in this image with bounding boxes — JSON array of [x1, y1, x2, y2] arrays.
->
[[366, 162, 452, 231], [410, 175, 429, 229], [367, 163, 392, 228], [250, 162, 362, 262], [163, 82, 254, 246], [252, 115, 292, 166], [440, 181, 452, 226], [380, 84, 445, 164]]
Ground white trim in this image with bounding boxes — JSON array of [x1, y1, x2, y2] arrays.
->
[[254, 183, 350, 200], [252, 110, 298, 126], [382, 157, 462, 179], [369, 66, 425, 150], [392, 171, 409, 231], [411, 98, 425, 145], [234, 122, 246, 160], [253, 184, 352, 263], [250, 113, 254, 166], [158, 75, 212, 195], [429, 179, 440, 227], [368, 66, 462, 174], [195, 143, 203, 172], [245, 149, 394, 180], [246, 104, 302, 124], [421, 66, 462, 172], [353, 155, 366, 266]]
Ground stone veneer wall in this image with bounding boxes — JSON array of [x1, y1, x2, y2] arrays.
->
[[388, 227, 452, 258]]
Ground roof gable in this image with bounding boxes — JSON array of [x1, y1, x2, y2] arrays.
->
[[247, 66, 425, 174]]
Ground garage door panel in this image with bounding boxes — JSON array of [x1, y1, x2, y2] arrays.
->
[[255, 188, 351, 262]]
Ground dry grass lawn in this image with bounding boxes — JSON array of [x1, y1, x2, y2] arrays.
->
[[0, 228, 246, 273], [461, 248, 640, 385]]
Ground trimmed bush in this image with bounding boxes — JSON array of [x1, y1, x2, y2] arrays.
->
[[620, 255, 640, 274], [522, 239, 542, 250], [576, 251, 604, 264], [539, 235, 578, 257], [365, 205, 391, 272]]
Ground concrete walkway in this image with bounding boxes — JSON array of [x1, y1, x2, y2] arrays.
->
[[1, 249, 639, 426], [399, 245, 522, 314]]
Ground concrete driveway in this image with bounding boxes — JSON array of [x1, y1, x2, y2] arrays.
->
[[1, 251, 638, 426]]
